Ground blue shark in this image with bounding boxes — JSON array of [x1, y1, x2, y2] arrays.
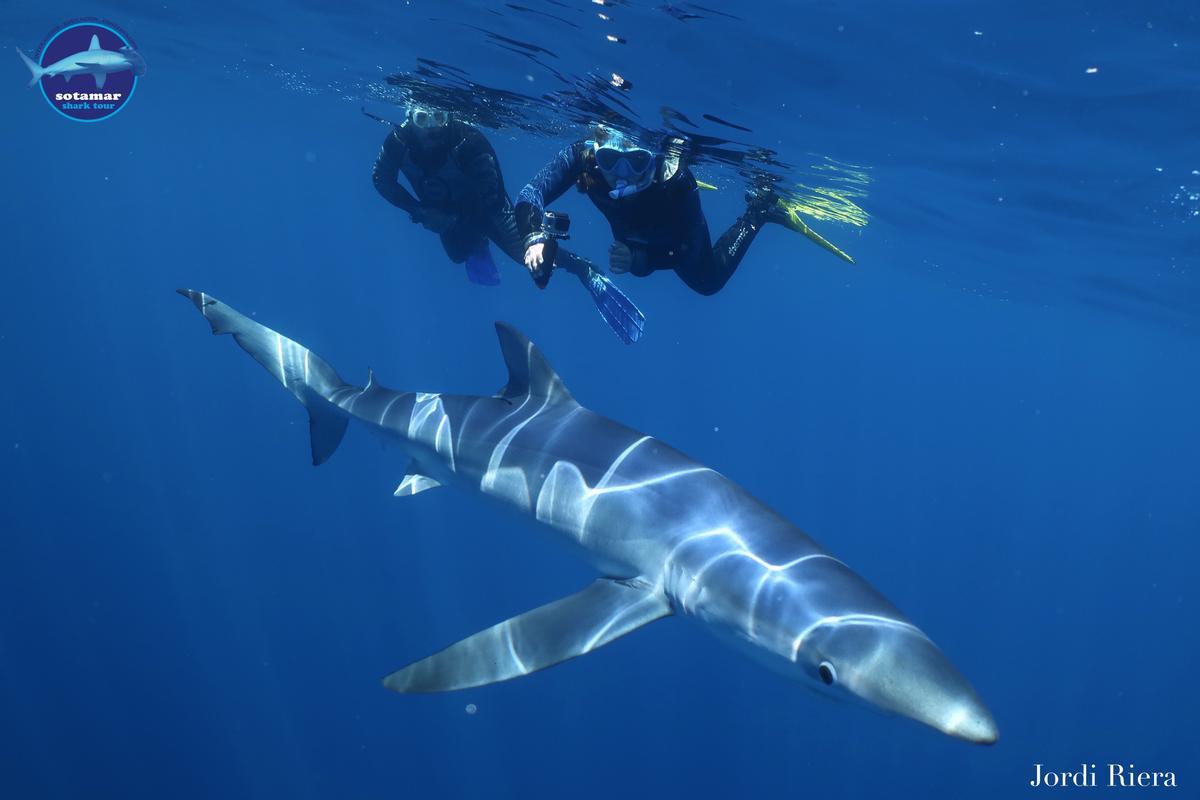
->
[[179, 289, 998, 744], [17, 34, 146, 90]]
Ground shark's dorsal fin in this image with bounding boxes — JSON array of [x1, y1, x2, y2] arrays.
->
[[495, 322, 576, 406], [88, 34, 101, 51]]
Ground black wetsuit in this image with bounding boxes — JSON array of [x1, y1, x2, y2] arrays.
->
[[516, 141, 769, 296], [372, 121, 525, 264]]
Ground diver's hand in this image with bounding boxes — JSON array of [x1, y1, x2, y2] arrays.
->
[[414, 208, 457, 234], [524, 242, 546, 272], [608, 241, 633, 274]]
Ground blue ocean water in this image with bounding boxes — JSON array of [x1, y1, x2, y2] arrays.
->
[[2, 1, 1197, 797]]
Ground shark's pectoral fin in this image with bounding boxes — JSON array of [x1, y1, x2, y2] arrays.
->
[[73, 62, 105, 89], [394, 473, 441, 496], [383, 578, 670, 693]]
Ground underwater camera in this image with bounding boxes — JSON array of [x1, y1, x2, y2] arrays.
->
[[541, 210, 571, 240], [533, 210, 571, 289]]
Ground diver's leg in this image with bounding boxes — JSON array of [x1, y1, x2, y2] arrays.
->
[[673, 202, 767, 296], [441, 225, 479, 264], [444, 220, 502, 285], [486, 199, 527, 265], [554, 248, 595, 279]]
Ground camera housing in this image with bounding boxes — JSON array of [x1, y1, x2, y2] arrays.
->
[[542, 210, 571, 240]]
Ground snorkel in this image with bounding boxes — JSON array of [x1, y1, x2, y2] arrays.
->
[[593, 126, 658, 200]]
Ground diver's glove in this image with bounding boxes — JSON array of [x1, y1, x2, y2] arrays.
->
[[412, 207, 458, 234], [608, 241, 634, 274]]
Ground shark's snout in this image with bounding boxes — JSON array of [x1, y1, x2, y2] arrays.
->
[[809, 619, 998, 745], [943, 701, 999, 745]]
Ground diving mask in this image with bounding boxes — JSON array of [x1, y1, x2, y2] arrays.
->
[[594, 143, 657, 199], [408, 106, 449, 129]]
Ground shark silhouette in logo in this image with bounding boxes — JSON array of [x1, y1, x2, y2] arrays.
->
[[180, 289, 998, 745], [17, 34, 146, 90]]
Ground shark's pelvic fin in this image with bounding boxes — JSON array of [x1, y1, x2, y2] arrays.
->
[[394, 473, 441, 496], [383, 577, 670, 693], [177, 289, 349, 466], [88, 34, 101, 51], [494, 322, 577, 406]]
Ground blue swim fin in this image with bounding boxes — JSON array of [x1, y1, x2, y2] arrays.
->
[[465, 241, 501, 286], [582, 268, 646, 345]]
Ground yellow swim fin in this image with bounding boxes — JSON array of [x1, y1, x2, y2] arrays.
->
[[707, 181, 858, 263], [773, 200, 856, 264]]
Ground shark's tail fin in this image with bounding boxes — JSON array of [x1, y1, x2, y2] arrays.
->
[[177, 289, 350, 465], [16, 48, 43, 88]]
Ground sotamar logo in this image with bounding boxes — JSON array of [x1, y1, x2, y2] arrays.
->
[[17, 20, 145, 122]]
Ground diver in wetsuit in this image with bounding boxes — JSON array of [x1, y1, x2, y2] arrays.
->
[[372, 106, 645, 343], [372, 105, 523, 285], [518, 125, 852, 297]]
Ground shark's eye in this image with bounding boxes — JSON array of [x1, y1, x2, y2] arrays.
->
[[818, 661, 836, 686]]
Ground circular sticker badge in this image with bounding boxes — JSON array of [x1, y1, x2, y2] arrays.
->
[[19, 20, 145, 122]]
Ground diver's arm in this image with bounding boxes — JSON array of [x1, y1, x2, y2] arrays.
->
[[515, 141, 589, 238], [517, 141, 589, 275], [371, 129, 422, 214]]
